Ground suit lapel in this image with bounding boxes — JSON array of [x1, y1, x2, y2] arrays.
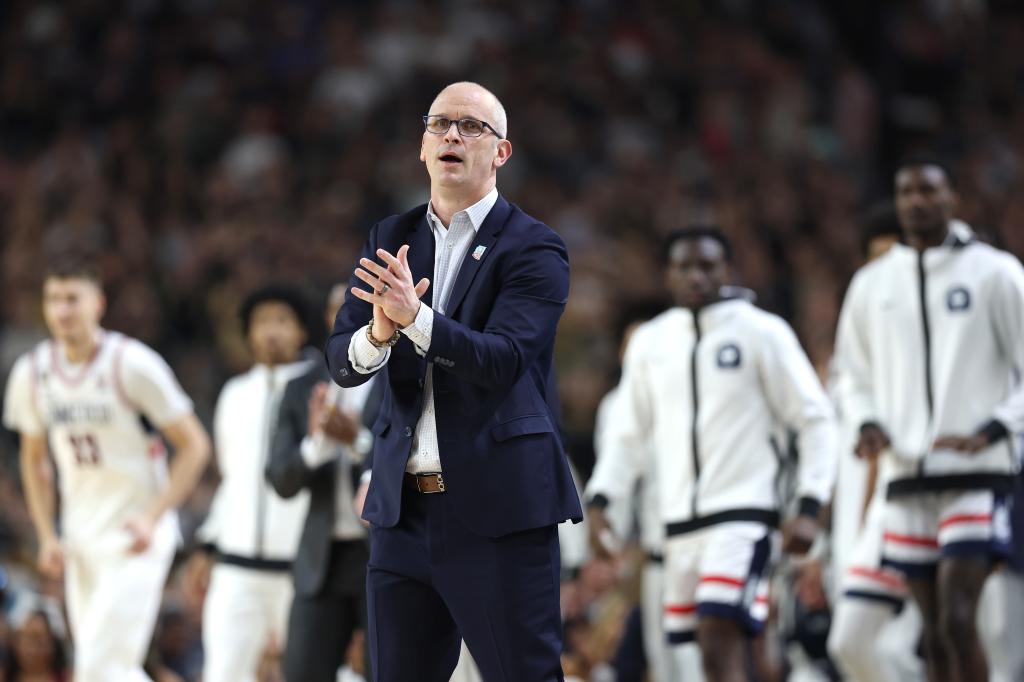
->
[[406, 214, 436, 306], [444, 196, 512, 317]]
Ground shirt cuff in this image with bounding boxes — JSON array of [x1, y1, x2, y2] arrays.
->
[[349, 325, 390, 373], [797, 496, 822, 519], [978, 419, 1009, 446], [300, 435, 339, 469], [360, 469, 372, 485], [400, 303, 433, 356], [349, 427, 373, 464]]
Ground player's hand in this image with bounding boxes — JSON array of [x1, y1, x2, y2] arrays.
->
[[321, 407, 360, 445], [586, 507, 620, 560], [125, 514, 156, 554], [37, 536, 65, 580], [934, 433, 990, 454], [855, 423, 890, 460], [352, 245, 430, 328], [782, 515, 819, 555], [183, 551, 213, 602], [353, 481, 370, 526], [307, 382, 329, 436]]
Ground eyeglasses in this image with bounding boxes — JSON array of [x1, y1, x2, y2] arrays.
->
[[422, 115, 504, 139]]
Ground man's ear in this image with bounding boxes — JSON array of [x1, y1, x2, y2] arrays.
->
[[493, 139, 512, 170]]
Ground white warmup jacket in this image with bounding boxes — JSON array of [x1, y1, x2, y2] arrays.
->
[[834, 222, 1024, 497], [198, 360, 312, 565], [586, 386, 664, 553], [604, 298, 837, 537]]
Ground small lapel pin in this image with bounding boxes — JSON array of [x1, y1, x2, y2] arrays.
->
[[472, 245, 486, 261]]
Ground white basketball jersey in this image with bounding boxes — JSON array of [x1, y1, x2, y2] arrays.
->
[[3, 331, 193, 546]]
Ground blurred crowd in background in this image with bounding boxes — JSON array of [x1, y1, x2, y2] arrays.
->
[[1, 0, 1023, 679]]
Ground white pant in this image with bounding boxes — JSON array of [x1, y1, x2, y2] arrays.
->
[[202, 563, 293, 682], [979, 569, 1024, 682], [65, 514, 177, 682], [828, 595, 923, 682], [644, 559, 703, 681]]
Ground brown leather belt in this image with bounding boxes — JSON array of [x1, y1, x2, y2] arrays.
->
[[403, 472, 446, 494]]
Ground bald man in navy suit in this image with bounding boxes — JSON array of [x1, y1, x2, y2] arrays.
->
[[326, 82, 581, 681]]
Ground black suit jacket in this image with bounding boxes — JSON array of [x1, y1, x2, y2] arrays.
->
[[265, 362, 381, 596]]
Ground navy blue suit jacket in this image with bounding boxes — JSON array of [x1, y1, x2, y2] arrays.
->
[[326, 195, 582, 538]]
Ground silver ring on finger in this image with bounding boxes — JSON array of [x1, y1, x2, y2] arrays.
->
[[379, 283, 391, 295]]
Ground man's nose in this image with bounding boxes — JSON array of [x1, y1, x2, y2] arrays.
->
[[442, 121, 463, 143]]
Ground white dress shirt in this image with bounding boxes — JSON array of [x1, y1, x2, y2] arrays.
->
[[347, 187, 499, 474]]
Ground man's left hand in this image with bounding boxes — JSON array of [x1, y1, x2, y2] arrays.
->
[[934, 433, 990, 454], [781, 515, 818, 556], [352, 244, 430, 328]]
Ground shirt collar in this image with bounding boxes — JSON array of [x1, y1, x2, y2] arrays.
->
[[426, 187, 499, 234]]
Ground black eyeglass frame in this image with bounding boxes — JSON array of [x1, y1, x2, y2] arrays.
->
[[422, 115, 504, 140]]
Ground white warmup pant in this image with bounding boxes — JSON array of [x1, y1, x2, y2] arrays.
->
[[643, 559, 702, 681], [979, 569, 1024, 682], [64, 514, 177, 682], [202, 563, 294, 682], [828, 596, 923, 682]]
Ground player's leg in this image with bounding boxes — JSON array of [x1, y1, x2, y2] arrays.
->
[[694, 523, 773, 682], [935, 489, 1012, 682], [640, 558, 677, 682], [936, 556, 989, 681], [828, 596, 901, 681], [876, 599, 924, 681], [202, 564, 271, 682], [828, 501, 910, 682], [72, 518, 176, 682], [978, 568, 1024, 682], [62, 547, 94, 657], [881, 493, 948, 681], [662, 533, 702, 676]]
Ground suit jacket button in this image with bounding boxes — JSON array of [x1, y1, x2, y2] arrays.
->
[[403, 426, 413, 437], [418, 378, 424, 388]]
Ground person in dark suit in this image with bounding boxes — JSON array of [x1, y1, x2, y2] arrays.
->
[[325, 81, 582, 682], [267, 283, 382, 682]]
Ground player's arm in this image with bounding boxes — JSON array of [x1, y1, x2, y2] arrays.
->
[[117, 341, 211, 552], [146, 413, 211, 523], [760, 319, 838, 554], [585, 332, 653, 558], [860, 455, 879, 527], [19, 433, 64, 578], [834, 275, 889, 459]]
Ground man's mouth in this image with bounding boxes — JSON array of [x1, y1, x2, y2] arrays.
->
[[439, 153, 463, 164]]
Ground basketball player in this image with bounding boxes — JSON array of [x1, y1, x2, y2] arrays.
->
[[197, 286, 316, 682], [834, 159, 1024, 681], [3, 258, 211, 682]]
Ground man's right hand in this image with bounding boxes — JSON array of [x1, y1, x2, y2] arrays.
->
[[37, 536, 64, 580], [855, 423, 890, 460], [587, 507, 619, 560]]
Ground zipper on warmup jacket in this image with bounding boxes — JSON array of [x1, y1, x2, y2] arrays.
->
[[916, 253, 935, 416], [916, 252, 934, 475], [254, 370, 277, 558], [690, 312, 702, 518]]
